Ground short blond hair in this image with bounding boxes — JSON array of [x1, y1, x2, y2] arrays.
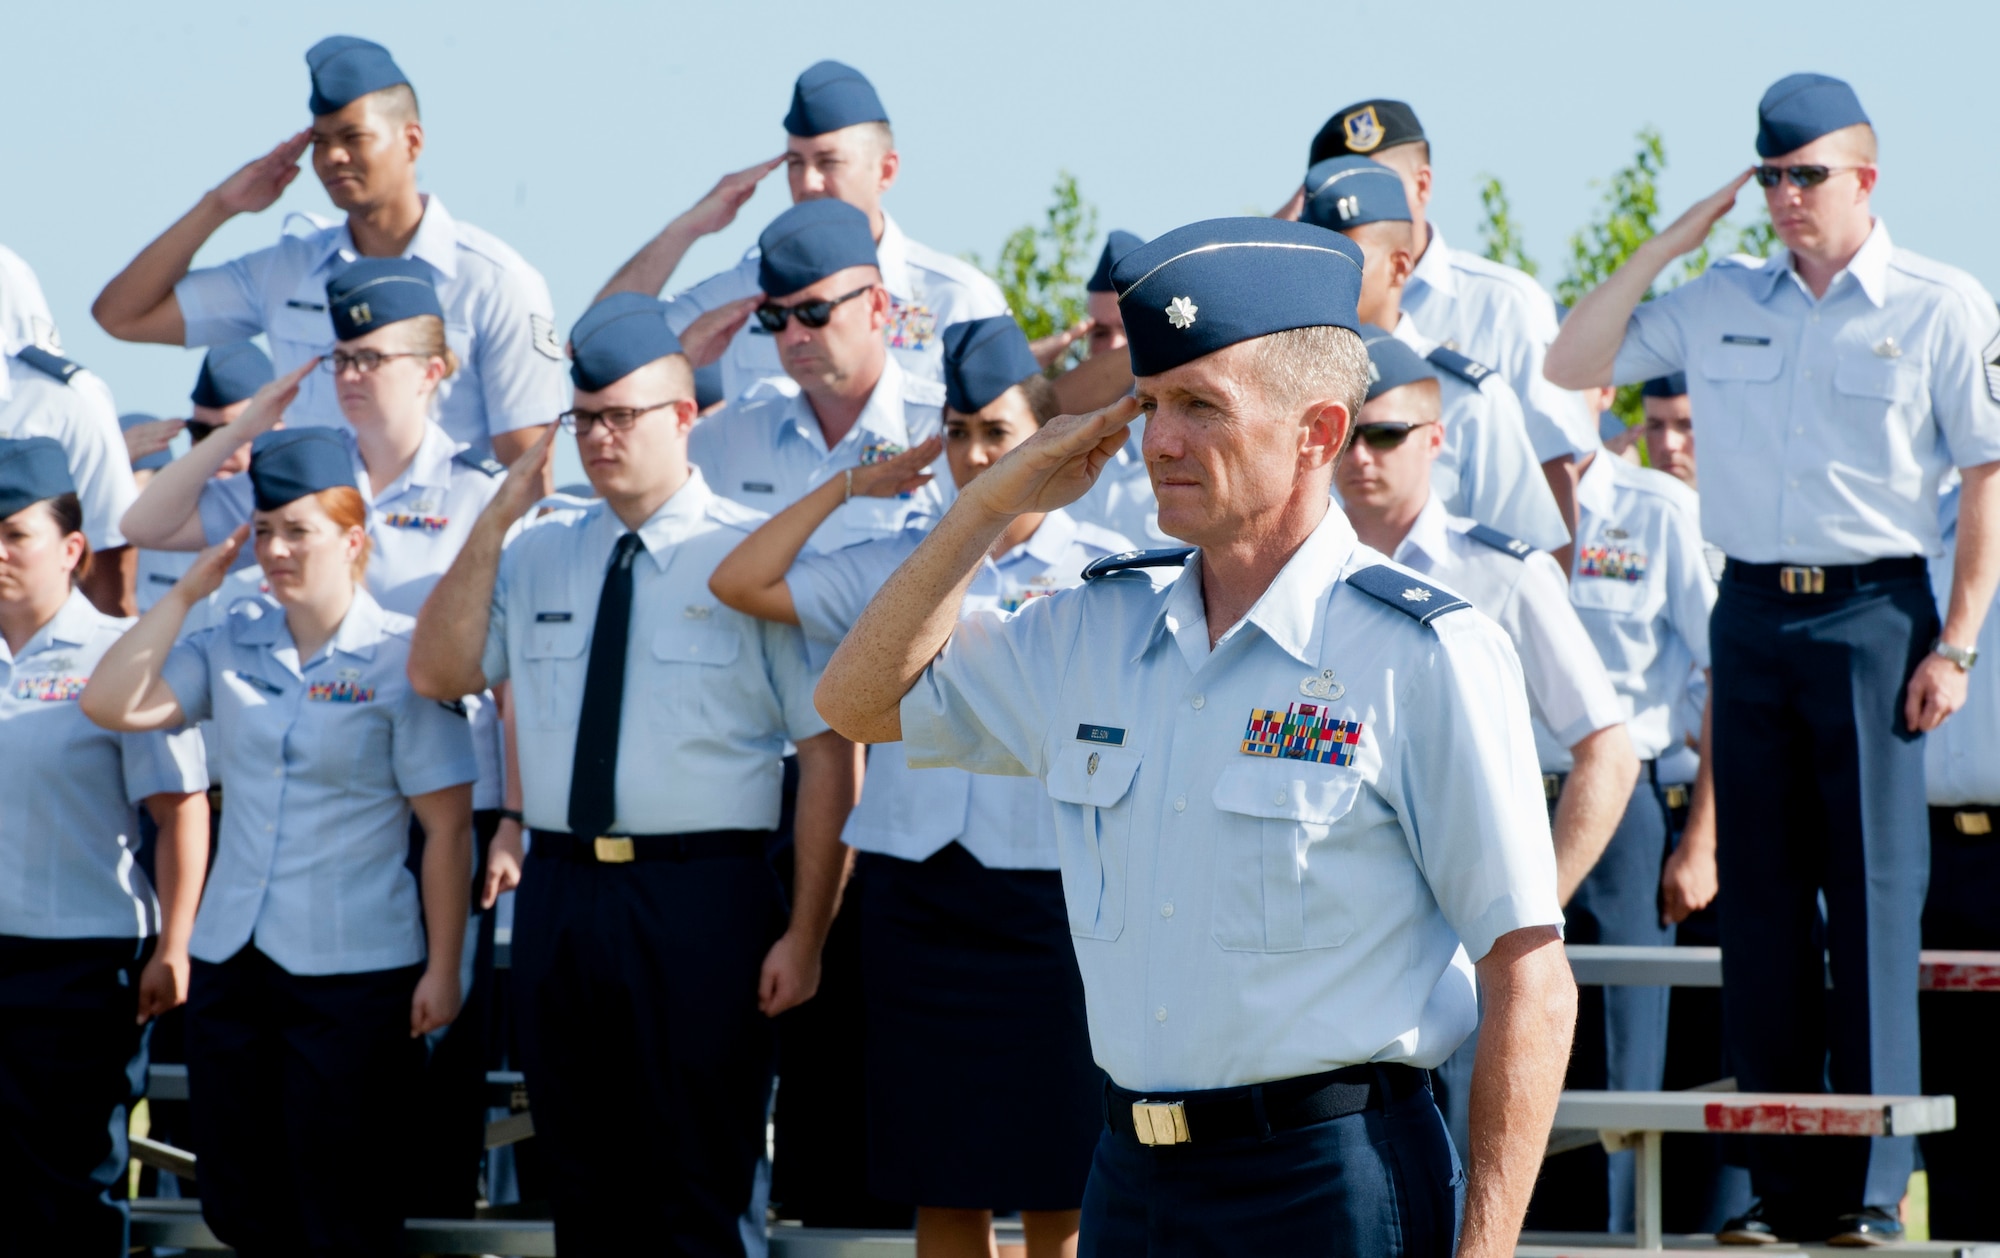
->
[[1247, 324, 1370, 412]]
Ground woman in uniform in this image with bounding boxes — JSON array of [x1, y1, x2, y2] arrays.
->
[[710, 317, 1127, 1258], [82, 427, 477, 1255], [0, 436, 209, 1254]]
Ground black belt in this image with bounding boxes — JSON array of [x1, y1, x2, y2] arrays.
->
[[1723, 555, 1926, 595], [1105, 1063, 1427, 1146], [531, 829, 770, 864]]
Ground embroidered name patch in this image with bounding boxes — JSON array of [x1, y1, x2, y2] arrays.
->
[[1721, 334, 1772, 346], [307, 681, 375, 703], [13, 675, 86, 702], [381, 512, 449, 532], [1578, 545, 1649, 582], [1242, 703, 1363, 766], [535, 611, 573, 623], [886, 299, 936, 350]]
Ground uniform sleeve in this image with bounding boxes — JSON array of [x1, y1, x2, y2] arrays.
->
[[470, 262, 569, 439], [900, 592, 1079, 778], [760, 619, 831, 743], [1455, 381, 1570, 551], [1392, 611, 1564, 960], [1660, 506, 1718, 671], [159, 628, 220, 725], [1500, 310, 1598, 461], [1504, 553, 1627, 748], [661, 261, 760, 335], [785, 537, 909, 646], [1610, 282, 1698, 387], [1931, 284, 2000, 469], [174, 244, 282, 347], [58, 378, 139, 551], [391, 684, 480, 798], [120, 725, 210, 803], [198, 474, 254, 545]]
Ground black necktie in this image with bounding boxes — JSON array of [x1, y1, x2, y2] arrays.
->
[[567, 531, 643, 838]]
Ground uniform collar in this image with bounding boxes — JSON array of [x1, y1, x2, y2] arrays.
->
[[1015, 507, 1079, 566], [1574, 450, 1618, 521], [364, 422, 460, 502], [236, 584, 386, 663], [874, 211, 912, 300], [602, 466, 717, 569], [1391, 491, 1453, 570], [7, 588, 99, 664], [1766, 217, 1891, 308], [309, 193, 460, 281], [786, 353, 915, 456], [1146, 503, 1359, 667], [1409, 224, 1457, 299], [1389, 310, 1437, 355]]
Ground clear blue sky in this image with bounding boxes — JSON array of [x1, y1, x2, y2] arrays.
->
[[6, 0, 1996, 487]]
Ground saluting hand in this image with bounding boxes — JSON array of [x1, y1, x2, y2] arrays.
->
[[174, 524, 249, 604], [213, 131, 312, 216], [848, 435, 942, 499], [1029, 319, 1094, 369], [962, 394, 1140, 519], [678, 155, 788, 238], [680, 295, 762, 370], [1652, 169, 1755, 259], [489, 422, 557, 527], [123, 417, 186, 465], [229, 357, 317, 444]]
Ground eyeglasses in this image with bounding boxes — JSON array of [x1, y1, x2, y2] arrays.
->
[[320, 350, 425, 374], [558, 400, 681, 434], [1752, 164, 1864, 189], [1353, 420, 1435, 451], [754, 285, 874, 333]]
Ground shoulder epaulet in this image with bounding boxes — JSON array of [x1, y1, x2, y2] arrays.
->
[[1425, 345, 1494, 388], [1345, 565, 1472, 625], [14, 345, 82, 385], [453, 450, 506, 478], [1464, 523, 1536, 560], [1082, 547, 1195, 580]]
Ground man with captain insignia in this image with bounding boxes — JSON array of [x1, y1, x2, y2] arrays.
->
[[816, 215, 1574, 1257]]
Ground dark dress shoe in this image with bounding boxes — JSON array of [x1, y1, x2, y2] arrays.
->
[[1717, 1200, 1786, 1245], [1827, 1207, 1904, 1247]]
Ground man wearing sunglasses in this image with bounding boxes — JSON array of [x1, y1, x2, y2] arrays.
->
[[602, 60, 1006, 406], [410, 293, 855, 1256], [690, 199, 949, 555], [1548, 73, 2000, 1247]]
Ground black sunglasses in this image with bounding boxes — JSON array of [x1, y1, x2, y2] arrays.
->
[[754, 285, 873, 333], [1753, 164, 1864, 190], [1353, 421, 1435, 451]]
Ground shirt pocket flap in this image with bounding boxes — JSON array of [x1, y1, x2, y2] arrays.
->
[[1212, 759, 1362, 824], [651, 623, 741, 667], [1046, 744, 1142, 808], [269, 303, 336, 352], [1699, 344, 1785, 383], [524, 621, 589, 660], [1834, 356, 1920, 404]]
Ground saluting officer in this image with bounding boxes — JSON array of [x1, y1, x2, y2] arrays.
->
[[1303, 156, 1568, 552], [1547, 74, 2000, 1246], [0, 437, 209, 1255], [408, 294, 856, 1256], [711, 316, 1127, 1258], [82, 427, 478, 1256], [93, 36, 566, 466], [0, 243, 60, 355], [816, 217, 1576, 1258]]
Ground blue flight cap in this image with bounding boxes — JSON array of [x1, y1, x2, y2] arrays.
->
[[120, 412, 174, 473], [1112, 218, 1364, 378], [756, 200, 879, 299], [783, 60, 889, 137], [569, 293, 684, 392], [0, 436, 76, 519], [693, 361, 725, 410], [1302, 157, 1411, 231], [326, 259, 443, 341], [1357, 326, 1438, 402], [306, 36, 409, 116], [941, 317, 1041, 415], [1756, 73, 1870, 158], [249, 429, 355, 511], [1599, 410, 1630, 444], [1641, 373, 1689, 399], [191, 341, 276, 409], [1087, 230, 1145, 294]]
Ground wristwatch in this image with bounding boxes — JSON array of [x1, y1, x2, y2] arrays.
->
[[1933, 638, 1979, 671]]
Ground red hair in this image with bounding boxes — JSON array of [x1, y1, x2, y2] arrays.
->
[[314, 486, 372, 579]]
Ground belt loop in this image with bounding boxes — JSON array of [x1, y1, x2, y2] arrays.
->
[[1372, 1063, 1397, 1108], [1249, 1084, 1271, 1140]]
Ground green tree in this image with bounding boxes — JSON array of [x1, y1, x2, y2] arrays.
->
[[1477, 176, 1539, 278], [973, 172, 1098, 369]]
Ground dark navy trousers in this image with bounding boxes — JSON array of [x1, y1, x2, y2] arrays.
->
[[0, 935, 152, 1257], [1079, 1077, 1461, 1257], [1710, 573, 1935, 1214], [1918, 805, 2000, 1242], [512, 844, 786, 1258]]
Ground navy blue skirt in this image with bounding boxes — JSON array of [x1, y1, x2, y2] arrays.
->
[[859, 844, 1102, 1210]]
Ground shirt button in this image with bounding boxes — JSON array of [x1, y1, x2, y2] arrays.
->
[[1191, 694, 1205, 711], [1794, 427, 1805, 436], [273, 767, 283, 778], [1273, 789, 1287, 805], [1788, 479, 1799, 489], [1802, 369, 1813, 380], [1173, 796, 1186, 812], [1160, 902, 1175, 918], [1155, 1006, 1169, 1023], [1786, 535, 1797, 546]]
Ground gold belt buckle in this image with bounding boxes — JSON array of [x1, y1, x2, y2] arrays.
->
[[1953, 810, 1993, 837], [1664, 784, 1691, 810], [1543, 773, 1563, 801], [1131, 1100, 1190, 1146], [593, 835, 636, 863], [1779, 565, 1826, 595]]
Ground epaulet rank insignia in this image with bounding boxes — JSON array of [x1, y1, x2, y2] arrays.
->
[[453, 451, 506, 477], [15, 345, 83, 385], [1082, 547, 1196, 580], [1346, 564, 1471, 626], [1424, 346, 1494, 388], [1465, 523, 1535, 560]]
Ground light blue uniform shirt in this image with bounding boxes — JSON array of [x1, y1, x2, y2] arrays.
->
[[1404, 226, 1596, 461], [1925, 484, 2000, 805], [0, 354, 137, 550], [1612, 221, 2000, 565], [1390, 494, 1626, 772], [0, 590, 208, 940], [0, 243, 60, 356], [162, 587, 476, 975], [483, 469, 827, 835], [789, 508, 1130, 868], [1566, 452, 1715, 761], [137, 549, 197, 613], [174, 197, 568, 459], [1392, 314, 1569, 551], [689, 353, 952, 553], [900, 506, 1562, 1091], [663, 211, 1009, 403]]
